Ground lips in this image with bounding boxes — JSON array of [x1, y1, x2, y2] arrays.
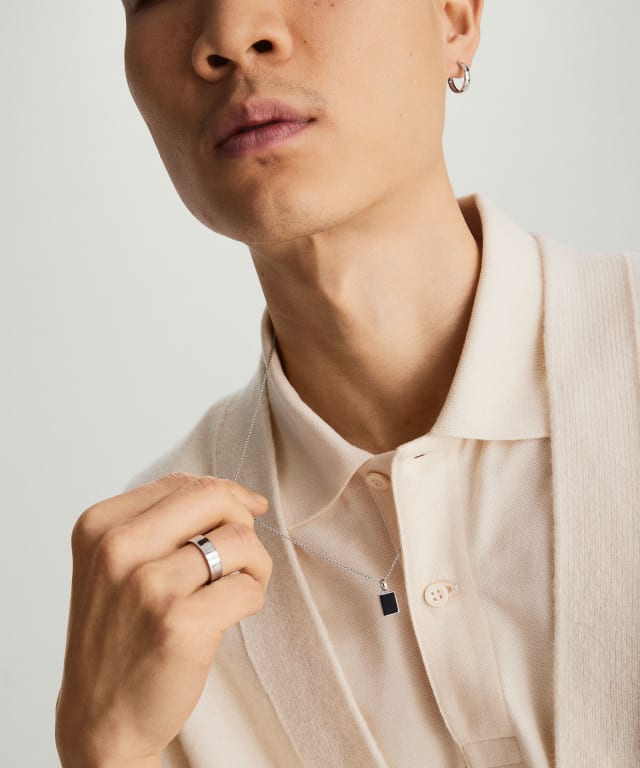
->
[[233, 120, 284, 136], [214, 98, 315, 149], [237, 120, 280, 132], [216, 119, 313, 158]]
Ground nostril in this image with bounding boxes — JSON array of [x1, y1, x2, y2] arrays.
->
[[206, 41, 271, 68], [207, 40, 273, 69], [206, 54, 228, 68], [253, 40, 273, 53]]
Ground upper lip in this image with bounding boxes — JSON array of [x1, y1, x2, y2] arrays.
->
[[214, 98, 315, 148]]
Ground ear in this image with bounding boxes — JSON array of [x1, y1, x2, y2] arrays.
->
[[436, 0, 484, 80]]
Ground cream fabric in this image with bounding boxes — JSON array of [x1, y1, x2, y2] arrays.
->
[[263, 191, 552, 767], [123, 193, 640, 768]]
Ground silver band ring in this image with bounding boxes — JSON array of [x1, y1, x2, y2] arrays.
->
[[186, 534, 223, 584]]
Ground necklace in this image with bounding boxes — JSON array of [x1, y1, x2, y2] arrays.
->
[[231, 327, 402, 617]]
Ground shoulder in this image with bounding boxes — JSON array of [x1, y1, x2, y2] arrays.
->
[[535, 230, 639, 264], [122, 385, 243, 492], [623, 249, 640, 288], [535, 233, 640, 299]]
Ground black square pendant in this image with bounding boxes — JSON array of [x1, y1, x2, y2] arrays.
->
[[379, 590, 399, 616]]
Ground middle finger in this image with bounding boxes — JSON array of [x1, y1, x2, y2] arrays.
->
[[112, 476, 267, 565], [138, 519, 272, 597]]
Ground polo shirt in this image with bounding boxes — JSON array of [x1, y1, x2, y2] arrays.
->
[[260, 192, 553, 766]]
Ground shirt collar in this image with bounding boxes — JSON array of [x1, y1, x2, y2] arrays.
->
[[259, 191, 550, 529]]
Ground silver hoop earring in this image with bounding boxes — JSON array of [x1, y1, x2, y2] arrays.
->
[[448, 61, 470, 94]]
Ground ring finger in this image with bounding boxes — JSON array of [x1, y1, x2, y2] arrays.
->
[[139, 521, 272, 599]]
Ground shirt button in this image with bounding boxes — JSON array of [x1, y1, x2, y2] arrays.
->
[[365, 471, 391, 491], [424, 581, 458, 607]]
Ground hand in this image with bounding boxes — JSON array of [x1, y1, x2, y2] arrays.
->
[[55, 472, 273, 767]]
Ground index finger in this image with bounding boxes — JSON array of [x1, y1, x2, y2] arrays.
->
[[78, 473, 268, 541], [77, 472, 197, 538]]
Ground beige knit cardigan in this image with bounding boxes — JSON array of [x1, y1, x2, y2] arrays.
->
[[126, 235, 640, 768]]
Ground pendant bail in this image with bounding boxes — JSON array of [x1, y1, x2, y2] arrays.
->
[[380, 578, 389, 592]]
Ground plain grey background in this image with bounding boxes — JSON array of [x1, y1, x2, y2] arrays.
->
[[1, 1, 638, 765]]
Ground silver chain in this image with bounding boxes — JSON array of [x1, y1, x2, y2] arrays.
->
[[232, 328, 402, 590]]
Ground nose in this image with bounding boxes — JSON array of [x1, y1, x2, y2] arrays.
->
[[191, 5, 293, 82]]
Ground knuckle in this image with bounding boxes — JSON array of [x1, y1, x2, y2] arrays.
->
[[192, 475, 220, 490], [71, 508, 99, 552], [263, 549, 274, 579], [254, 542, 273, 579], [240, 573, 266, 614], [228, 520, 256, 548], [191, 474, 223, 494], [238, 505, 257, 528], [131, 562, 172, 613], [224, 506, 256, 535], [94, 527, 131, 578], [157, 600, 189, 650], [165, 471, 195, 484], [244, 576, 265, 614]]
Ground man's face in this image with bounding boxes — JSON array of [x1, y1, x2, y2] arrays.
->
[[123, 0, 450, 246]]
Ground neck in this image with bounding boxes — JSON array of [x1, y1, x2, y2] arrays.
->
[[250, 165, 482, 454]]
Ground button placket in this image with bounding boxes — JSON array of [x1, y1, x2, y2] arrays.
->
[[362, 464, 403, 557], [391, 447, 522, 759]]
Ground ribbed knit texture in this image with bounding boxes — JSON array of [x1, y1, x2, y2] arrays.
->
[[537, 238, 640, 767]]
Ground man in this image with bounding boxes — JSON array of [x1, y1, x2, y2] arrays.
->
[[56, 1, 640, 767]]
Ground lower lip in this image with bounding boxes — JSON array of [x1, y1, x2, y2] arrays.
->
[[217, 120, 314, 158]]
